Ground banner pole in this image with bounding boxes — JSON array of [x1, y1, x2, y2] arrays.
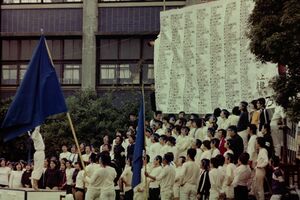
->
[[66, 112, 86, 170]]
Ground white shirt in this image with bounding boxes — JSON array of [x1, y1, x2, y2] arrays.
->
[[31, 127, 45, 151], [271, 106, 286, 123], [181, 160, 201, 186], [66, 168, 75, 185], [228, 115, 240, 126], [224, 163, 236, 198], [68, 153, 78, 164], [85, 163, 100, 188], [60, 152, 71, 160], [247, 135, 258, 161], [120, 166, 132, 192], [82, 153, 91, 163], [75, 170, 85, 189], [217, 117, 230, 130], [232, 165, 251, 187], [156, 128, 165, 136], [0, 166, 11, 186], [149, 142, 161, 162], [86, 166, 116, 191], [9, 170, 23, 188], [200, 150, 212, 161], [195, 148, 203, 166], [256, 148, 269, 168], [149, 166, 162, 188], [209, 168, 221, 195], [195, 127, 207, 141], [211, 148, 220, 158], [174, 166, 184, 187], [156, 165, 175, 192]]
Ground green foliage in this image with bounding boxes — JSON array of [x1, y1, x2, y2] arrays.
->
[[0, 89, 151, 160], [249, 0, 300, 121]]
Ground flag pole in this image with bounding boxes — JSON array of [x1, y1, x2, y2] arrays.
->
[[66, 112, 86, 170]]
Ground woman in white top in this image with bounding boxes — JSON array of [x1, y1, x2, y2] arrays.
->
[[75, 162, 85, 200], [227, 107, 241, 127], [217, 109, 230, 130], [255, 137, 269, 200], [223, 139, 234, 158], [9, 162, 23, 188], [0, 158, 11, 187], [65, 160, 75, 194]]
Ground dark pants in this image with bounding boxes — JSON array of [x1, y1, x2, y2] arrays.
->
[[125, 189, 133, 200], [66, 185, 72, 194], [149, 188, 160, 200], [115, 189, 120, 200], [234, 185, 248, 200]]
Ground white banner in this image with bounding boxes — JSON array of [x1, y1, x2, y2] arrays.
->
[[154, 0, 277, 114]]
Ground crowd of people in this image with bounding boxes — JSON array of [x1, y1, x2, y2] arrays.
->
[[0, 97, 289, 200]]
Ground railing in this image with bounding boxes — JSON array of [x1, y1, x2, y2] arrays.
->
[[99, 0, 185, 2]]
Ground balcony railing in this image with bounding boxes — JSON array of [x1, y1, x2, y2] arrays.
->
[[1, 0, 82, 4]]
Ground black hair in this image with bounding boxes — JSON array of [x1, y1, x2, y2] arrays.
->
[[225, 153, 234, 163], [90, 153, 97, 163], [248, 124, 257, 135], [227, 125, 238, 134], [256, 137, 266, 148], [194, 118, 204, 128], [115, 135, 123, 144], [168, 136, 176, 145], [144, 155, 150, 163], [179, 156, 186, 164], [271, 156, 280, 167], [210, 157, 219, 168], [152, 133, 160, 142], [166, 152, 174, 162], [100, 152, 111, 166], [180, 118, 187, 126], [128, 134, 136, 141], [182, 126, 190, 134], [221, 109, 230, 118], [103, 143, 112, 151], [187, 148, 197, 161], [155, 120, 163, 128], [226, 139, 234, 149], [159, 135, 167, 142], [163, 153, 173, 164], [239, 152, 250, 165], [216, 154, 225, 166], [251, 100, 258, 110], [213, 107, 222, 118], [179, 111, 185, 115], [207, 128, 215, 137], [155, 155, 162, 165], [240, 101, 249, 112], [201, 159, 210, 171], [218, 129, 227, 138], [257, 98, 266, 107], [196, 139, 202, 148], [190, 113, 199, 119], [232, 106, 241, 116], [155, 111, 162, 116], [202, 140, 211, 150], [211, 138, 220, 148]]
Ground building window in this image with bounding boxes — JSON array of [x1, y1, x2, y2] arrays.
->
[[0, 38, 82, 86], [97, 37, 155, 85]]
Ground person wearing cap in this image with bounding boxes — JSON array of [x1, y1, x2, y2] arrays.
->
[[237, 101, 249, 152], [145, 153, 176, 200]]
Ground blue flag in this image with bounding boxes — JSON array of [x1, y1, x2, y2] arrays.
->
[[132, 96, 145, 188], [1, 36, 68, 141]]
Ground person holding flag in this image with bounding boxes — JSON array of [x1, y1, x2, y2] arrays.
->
[[1, 35, 68, 189]]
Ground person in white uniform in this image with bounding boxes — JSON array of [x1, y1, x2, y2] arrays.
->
[[9, 162, 23, 188], [223, 153, 236, 200], [85, 153, 100, 200], [0, 158, 11, 187], [247, 124, 258, 168], [174, 156, 185, 200], [209, 157, 221, 200], [179, 148, 201, 200], [30, 126, 45, 190], [145, 153, 175, 200]]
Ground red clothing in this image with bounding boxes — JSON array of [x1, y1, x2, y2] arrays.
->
[[219, 137, 226, 155]]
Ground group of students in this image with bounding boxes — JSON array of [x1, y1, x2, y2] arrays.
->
[[0, 97, 288, 200]]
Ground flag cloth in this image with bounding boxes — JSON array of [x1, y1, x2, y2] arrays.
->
[[132, 96, 145, 188], [1, 35, 67, 142]]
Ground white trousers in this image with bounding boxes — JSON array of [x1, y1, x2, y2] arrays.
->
[[238, 130, 248, 152], [161, 190, 173, 200], [180, 183, 197, 200], [255, 168, 266, 200], [100, 189, 115, 200], [85, 188, 100, 200], [31, 150, 45, 180]]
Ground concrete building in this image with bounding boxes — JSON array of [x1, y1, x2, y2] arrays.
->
[[0, 0, 186, 102]]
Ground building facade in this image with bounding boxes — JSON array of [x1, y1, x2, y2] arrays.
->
[[0, 0, 187, 102]]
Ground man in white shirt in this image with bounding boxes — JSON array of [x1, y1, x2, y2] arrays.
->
[[82, 145, 92, 163], [59, 145, 71, 161], [146, 153, 175, 200], [247, 124, 258, 168], [149, 134, 161, 162], [30, 126, 45, 190], [180, 148, 201, 200], [174, 156, 185, 200], [148, 155, 163, 199], [85, 153, 100, 199], [150, 111, 163, 128]]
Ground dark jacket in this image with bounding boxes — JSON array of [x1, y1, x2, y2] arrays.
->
[[198, 170, 211, 199], [231, 134, 244, 163], [237, 111, 249, 132], [259, 109, 270, 131]]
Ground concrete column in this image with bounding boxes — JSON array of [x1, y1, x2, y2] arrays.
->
[[81, 0, 98, 89]]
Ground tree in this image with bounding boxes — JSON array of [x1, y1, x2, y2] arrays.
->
[[0, 89, 152, 160], [248, 0, 300, 122]]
